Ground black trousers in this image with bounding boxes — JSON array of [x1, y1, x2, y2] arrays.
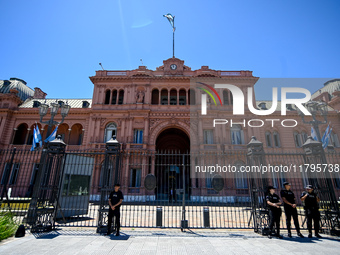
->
[[284, 206, 300, 234], [306, 208, 320, 234], [107, 208, 120, 234], [269, 208, 282, 235]]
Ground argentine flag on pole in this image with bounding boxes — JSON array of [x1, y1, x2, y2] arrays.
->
[[30, 126, 37, 151], [321, 124, 330, 143], [322, 127, 332, 149], [44, 125, 58, 143], [35, 125, 42, 147], [311, 127, 318, 141], [31, 125, 43, 151]]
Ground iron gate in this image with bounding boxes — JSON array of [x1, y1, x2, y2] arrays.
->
[[0, 139, 339, 233]]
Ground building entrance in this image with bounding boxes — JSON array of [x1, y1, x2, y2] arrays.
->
[[155, 128, 190, 201]]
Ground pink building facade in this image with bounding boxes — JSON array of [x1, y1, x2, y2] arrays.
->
[[1, 58, 340, 200]]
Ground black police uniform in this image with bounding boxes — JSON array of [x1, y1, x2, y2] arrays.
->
[[266, 193, 282, 236], [300, 191, 320, 235], [107, 190, 124, 235], [280, 189, 301, 234]]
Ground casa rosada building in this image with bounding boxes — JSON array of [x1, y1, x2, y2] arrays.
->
[[1, 57, 340, 200]]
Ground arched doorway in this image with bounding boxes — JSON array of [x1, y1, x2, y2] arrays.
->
[[155, 128, 190, 201]]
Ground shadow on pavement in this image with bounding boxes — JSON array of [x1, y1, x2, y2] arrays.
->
[[30, 228, 340, 242], [107, 234, 130, 241], [32, 229, 99, 239]]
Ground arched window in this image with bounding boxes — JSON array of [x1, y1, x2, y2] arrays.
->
[[265, 131, 272, 147], [223, 90, 229, 105], [13, 123, 28, 145], [189, 89, 195, 105], [27, 125, 35, 145], [104, 90, 110, 105], [330, 132, 340, 147], [230, 125, 244, 145], [161, 89, 168, 105], [294, 131, 302, 147], [170, 89, 177, 105], [301, 131, 308, 144], [111, 90, 117, 105], [273, 131, 281, 148], [69, 124, 83, 145], [104, 123, 117, 142], [151, 89, 159, 105], [118, 90, 124, 104], [179, 89, 186, 105], [42, 125, 48, 141], [57, 124, 69, 142]]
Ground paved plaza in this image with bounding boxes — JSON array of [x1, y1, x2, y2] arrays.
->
[[1, 228, 340, 255]]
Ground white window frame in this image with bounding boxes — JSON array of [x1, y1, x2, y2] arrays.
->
[[235, 161, 248, 189], [265, 131, 272, 147], [231, 125, 244, 145], [129, 168, 141, 187], [331, 132, 340, 147], [104, 123, 117, 142], [1, 163, 20, 185], [301, 132, 308, 144], [273, 131, 281, 148], [203, 130, 214, 144], [133, 129, 143, 144], [294, 131, 302, 147], [9, 163, 20, 185], [30, 163, 40, 185]]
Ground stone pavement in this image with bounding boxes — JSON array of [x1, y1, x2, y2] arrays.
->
[[0, 228, 340, 255]]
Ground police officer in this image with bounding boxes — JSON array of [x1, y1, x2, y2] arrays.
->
[[106, 183, 124, 236], [266, 186, 283, 239], [300, 185, 322, 238], [280, 182, 304, 238]]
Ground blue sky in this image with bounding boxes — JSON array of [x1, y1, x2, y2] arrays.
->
[[1, 0, 339, 100]]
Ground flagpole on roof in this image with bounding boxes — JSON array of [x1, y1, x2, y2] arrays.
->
[[163, 13, 176, 58]]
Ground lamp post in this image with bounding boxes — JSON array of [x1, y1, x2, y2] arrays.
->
[[298, 101, 340, 235], [297, 100, 328, 141], [97, 135, 121, 234], [39, 101, 71, 139]]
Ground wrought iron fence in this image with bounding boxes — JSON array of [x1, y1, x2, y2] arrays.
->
[[0, 145, 339, 233]]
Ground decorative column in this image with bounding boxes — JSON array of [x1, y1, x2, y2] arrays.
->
[[11, 128, 17, 144], [97, 137, 121, 233], [27, 135, 67, 233], [247, 136, 268, 235], [302, 136, 339, 235], [25, 128, 31, 145], [67, 128, 71, 144]]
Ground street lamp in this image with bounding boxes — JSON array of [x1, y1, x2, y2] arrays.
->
[[39, 101, 71, 139], [297, 100, 328, 141], [298, 100, 340, 232]]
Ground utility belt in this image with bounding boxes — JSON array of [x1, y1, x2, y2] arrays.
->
[[283, 204, 297, 211], [283, 203, 296, 208], [269, 206, 282, 212], [304, 206, 318, 211]]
